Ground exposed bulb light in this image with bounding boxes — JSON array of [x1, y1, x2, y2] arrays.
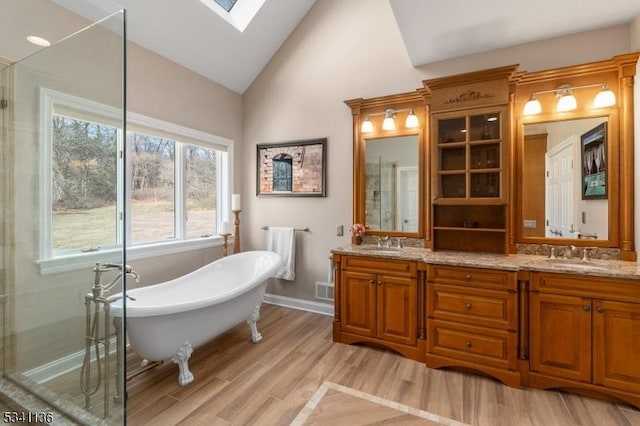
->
[[361, 117, 373, 133], [382, 109, 396, 131], [593, 85, 616, 108], [26, 35, 51, 47], [523, 93, 542, 116], [405, 110, 419, 128], [556, 91, 577, 112]]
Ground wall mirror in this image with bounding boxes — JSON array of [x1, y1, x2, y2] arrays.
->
[[521, 117, 609, 241], [345, 91, 428, 238], [514, 53, 638, 260], [364, 135, 419, 232]]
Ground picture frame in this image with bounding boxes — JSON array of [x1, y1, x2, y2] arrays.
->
[[581, 122, 607, 200], [256, 138, 327, 197]]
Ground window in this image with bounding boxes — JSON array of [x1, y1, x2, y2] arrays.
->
[[51, 115, 119, 252], [214, 0, 237, 12], [38, 89, 233, 274]]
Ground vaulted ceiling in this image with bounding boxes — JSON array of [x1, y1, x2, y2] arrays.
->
[[3, 0, 640, 94]]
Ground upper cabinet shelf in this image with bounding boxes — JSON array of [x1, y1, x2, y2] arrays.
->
[[435, 109, 506, 201], [424, 65, 517, 254]]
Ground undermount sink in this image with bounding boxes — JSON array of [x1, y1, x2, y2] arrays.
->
[[545, 260, 609, 271], [361, 246, 402, 254]]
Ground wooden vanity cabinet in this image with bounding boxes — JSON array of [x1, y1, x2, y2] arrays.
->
[[529, 272, 640, 407], [333, 254, 425, 361], [425, 264, 521, 387]]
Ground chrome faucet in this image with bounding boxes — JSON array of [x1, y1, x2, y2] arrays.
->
[[565, 245, 580, 259]]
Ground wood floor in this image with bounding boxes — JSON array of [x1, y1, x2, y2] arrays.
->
[[122, 304, 640, 426]]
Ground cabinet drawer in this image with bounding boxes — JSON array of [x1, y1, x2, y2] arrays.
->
[[532, 272, 640, 302], [342, 255, 416, 277], [428, 284, 516, 330], [428, 265, 516, 290], [428, 319, 517, 370]]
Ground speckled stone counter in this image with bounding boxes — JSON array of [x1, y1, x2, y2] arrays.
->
[[331, 244, 640, 280]]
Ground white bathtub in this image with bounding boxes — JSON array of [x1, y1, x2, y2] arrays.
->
[[111, 250, 282, 385]]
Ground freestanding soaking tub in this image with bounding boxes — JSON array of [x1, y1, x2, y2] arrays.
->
[[111, 250, 282, 386]]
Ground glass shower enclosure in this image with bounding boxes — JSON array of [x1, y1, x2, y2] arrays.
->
[[1, 2, 126, 424]]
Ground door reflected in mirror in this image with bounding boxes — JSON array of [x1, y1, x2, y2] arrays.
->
[[365, 135, 419, 232], [523, 117, 608, 240]]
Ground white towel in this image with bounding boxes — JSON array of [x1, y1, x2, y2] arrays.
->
[[267, 227, 296, 281]]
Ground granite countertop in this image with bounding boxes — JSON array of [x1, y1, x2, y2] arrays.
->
[[331, 244, 640, 280]]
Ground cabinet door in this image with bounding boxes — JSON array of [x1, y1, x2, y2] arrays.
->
[[341, 270, 377, 337], [593, 300, 640, 394], [530, 293, 592, 383], [377, 275, 417, 346]]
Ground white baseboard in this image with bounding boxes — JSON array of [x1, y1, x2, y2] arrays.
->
[[24, 337, 117, 384], [264, 293, 334, 317]]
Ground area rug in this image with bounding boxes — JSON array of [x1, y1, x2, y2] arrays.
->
[[290, 381, 470, 425]]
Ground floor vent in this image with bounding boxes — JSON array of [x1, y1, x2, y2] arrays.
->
[[315, 282, 334, 301]]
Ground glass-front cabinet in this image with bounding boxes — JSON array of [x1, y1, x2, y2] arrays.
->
[[436, 109, 505, 199]]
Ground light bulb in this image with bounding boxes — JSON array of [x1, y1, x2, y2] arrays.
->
[[556, 92, 577, 112], [361, 117, 373, 133], [523, 94, 542, 115], [405, 110, 419, 128], [382, 110, 395, 131], [593, 86, 616, 108]]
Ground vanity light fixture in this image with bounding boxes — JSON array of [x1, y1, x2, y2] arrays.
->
[[360, 108, 419, 133], [523, 83, 616, 116]]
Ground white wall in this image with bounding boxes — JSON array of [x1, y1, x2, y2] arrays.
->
[[243, 0, 636, 301]]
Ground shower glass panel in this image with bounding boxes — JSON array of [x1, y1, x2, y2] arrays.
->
[[1, 3, 126, 424], [365, 157, 397, 231]]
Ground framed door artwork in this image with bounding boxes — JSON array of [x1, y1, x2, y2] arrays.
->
[[256, 138, 327, 197], [581, 122, 607, 200]]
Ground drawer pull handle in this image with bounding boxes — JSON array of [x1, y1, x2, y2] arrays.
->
[[377, 280, 382, 286], [583, 306, 591, 312], [596, 307, 605, 314], [369, 280, 376, 285], [465, 341, 472, 348], [465, 303, 472, 310], [465, 274, 472, 281]]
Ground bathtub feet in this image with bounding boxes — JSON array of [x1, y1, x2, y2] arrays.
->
[[171, 341, 194, 386], [247, 305, 262, 343]]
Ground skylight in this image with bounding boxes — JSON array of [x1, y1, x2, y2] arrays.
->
[[214, 0, 237, 12], [200, 0, 266, 32]]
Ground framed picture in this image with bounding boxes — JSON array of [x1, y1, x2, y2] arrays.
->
[[256, 138, 327, 197], [581, 122, 607, 200]]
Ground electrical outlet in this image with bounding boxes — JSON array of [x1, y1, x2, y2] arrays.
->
[[336, 225, 344, 236], [523, 220, 537, 229]]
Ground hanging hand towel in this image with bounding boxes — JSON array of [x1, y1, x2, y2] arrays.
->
[[267, 227, 296, 281]]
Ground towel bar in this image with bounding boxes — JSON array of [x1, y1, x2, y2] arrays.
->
[[261, 226, 309, 232]]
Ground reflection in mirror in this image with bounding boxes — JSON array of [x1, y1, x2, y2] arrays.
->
[[523, 117, 608, 240], [365, 135, 418, 232]]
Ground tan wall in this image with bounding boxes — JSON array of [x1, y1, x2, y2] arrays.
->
[[243, 0, 635, 301]]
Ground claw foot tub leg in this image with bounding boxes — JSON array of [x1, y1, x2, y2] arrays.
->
[[247, 305, 262, 343], [171, 342, 194, 386]]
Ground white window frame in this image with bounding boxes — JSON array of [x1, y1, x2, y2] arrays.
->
[[36, 89, 234, 274]]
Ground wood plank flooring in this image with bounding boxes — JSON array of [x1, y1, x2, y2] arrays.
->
[[122, 304, 640, 426]]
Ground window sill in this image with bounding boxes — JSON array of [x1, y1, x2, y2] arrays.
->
[[36, 237, 225, 275]]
